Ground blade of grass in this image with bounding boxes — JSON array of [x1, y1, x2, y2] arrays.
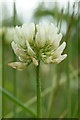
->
[[2, 31, 5, 117], [64, 3, 75, 43], [64, 3, 75, 118], [0, 23, 2, 118], [5, 66, 78, 118], [47, 64, 62, 118], [66, 33, 71, 118], [59, 8, 64, 32], [65, 2, 75, 118], [70, 65, 78, 80], [59, 109, 68, 118], [72, 103, 78, 118], [0, 87, 36, 117], [13, 0, 17, 117], [5, 86, 53, 118], [5, 76, 69, 118], [47, 8, 64, 118]]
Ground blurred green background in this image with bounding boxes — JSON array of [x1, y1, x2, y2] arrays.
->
[[0, 0, 79, 118]]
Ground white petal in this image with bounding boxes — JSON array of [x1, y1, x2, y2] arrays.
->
[[11, 41, 27, 61], [52, 54, 67, 64], [43, 56, 53, 64], [52, 42, 66, 58], [35, 32, 45, 48], [26, 40, 35, 56], [51, 33, 62, 49], [30, 56, 38, 66], [57, 42, 66, 54], [50, 23, 58, 33], [8, 62, 27, 70], [35, 24, 47, 48], [14, 27, 26, 47], [22, 23, 35, 43], [55, 33, 62, 46]]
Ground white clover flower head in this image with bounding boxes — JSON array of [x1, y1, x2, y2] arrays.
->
[[8, 22, 67, 70]]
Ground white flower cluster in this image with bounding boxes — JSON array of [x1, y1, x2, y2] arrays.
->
[[8, 23, 67, 70]]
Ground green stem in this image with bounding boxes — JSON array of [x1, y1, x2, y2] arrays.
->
[[36, 61, 41, 118]]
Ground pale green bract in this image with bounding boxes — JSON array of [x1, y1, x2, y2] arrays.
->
[[8, 23, 67, 70]]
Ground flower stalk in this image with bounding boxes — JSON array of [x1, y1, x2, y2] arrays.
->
[[36, 61, 41, 118]]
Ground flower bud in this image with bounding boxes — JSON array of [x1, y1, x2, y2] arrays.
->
[[8, 62, 27, 70]]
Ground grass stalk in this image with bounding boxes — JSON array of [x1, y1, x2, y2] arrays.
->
[[36, 61, 41, 118], [48, 65, 62, 118], [63, 3, 75, 117], [13, 0, 17, 117], [48, 8, 64, 117], [67, 4, 70, 117], [59, 109, 68, 118], [66, 42, 71, 118], [59, 8, 63, 32], [65, 2, 73, 117], [2, 33, 5, 117]]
